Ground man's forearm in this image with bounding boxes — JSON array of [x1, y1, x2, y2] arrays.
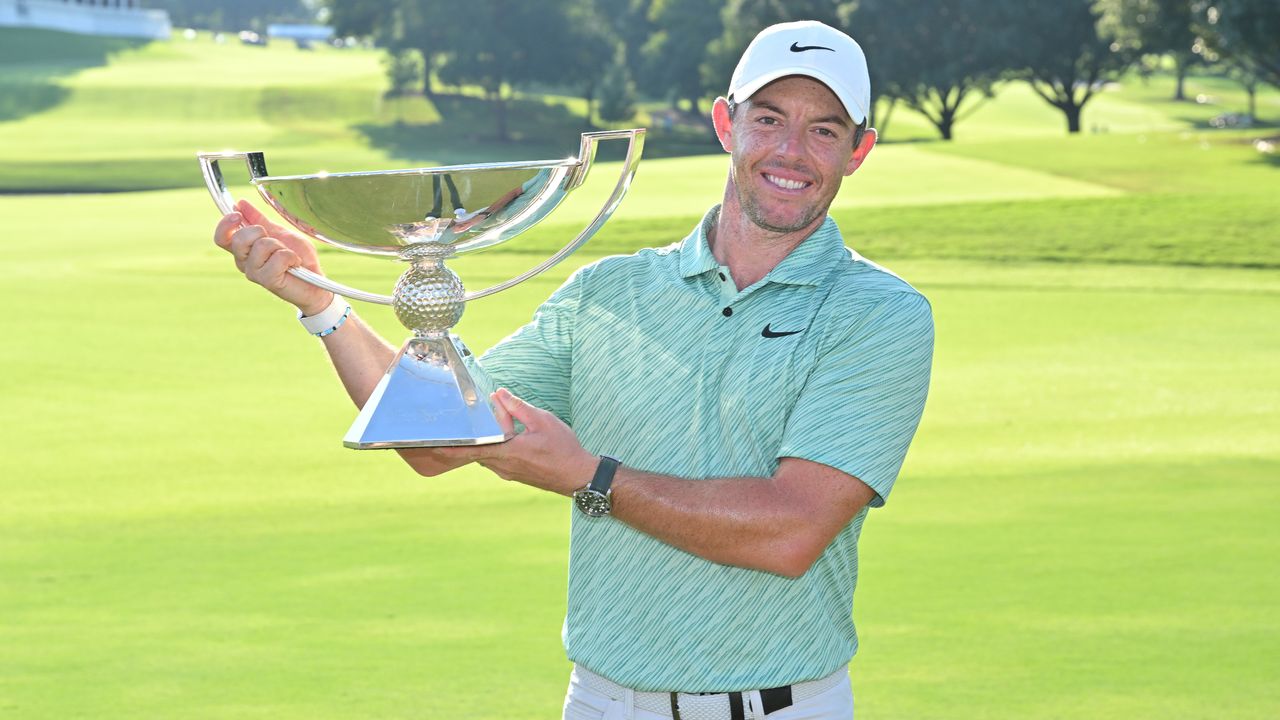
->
[[317, 310, 397, 409], [609, 469, 811, 576], [606, 460, 873, 578], [467, 393, 876, 577]]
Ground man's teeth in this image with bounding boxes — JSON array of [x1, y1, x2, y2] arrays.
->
[[765, 174, 808, 190]]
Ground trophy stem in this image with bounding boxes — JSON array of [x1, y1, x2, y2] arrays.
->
[[342, 241, 505, 448]]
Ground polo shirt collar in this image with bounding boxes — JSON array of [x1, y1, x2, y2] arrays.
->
[[678, 205, 849, 287], [678, 206, 723, 279]]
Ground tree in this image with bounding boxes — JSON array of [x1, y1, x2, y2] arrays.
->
[[1225, 58, 1262, 124], [836, 1, 895, 134], [383, 47, 423, 97], [1103, 0, 1199, 100], [598, 59, 638, 122], [638, 0, 722, 114], [329, 0, 621, 136], [1011, 0, 1134, 133], [151, 0, 316, 31], [1199, 0, 1280, 91], [435, 0, 578, 141], [596, 0, 656, 70], [325, 0, 389, 39], [704, 0, 846, 107], [328, 0, 466, 99], [561, 0, 621, 128], [852, 0, 1017, 141]]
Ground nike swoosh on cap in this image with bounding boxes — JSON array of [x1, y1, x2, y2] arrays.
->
[[789, 42, 834, 53]]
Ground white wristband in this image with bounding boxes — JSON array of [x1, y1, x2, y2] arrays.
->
[[298, 294, 351, 337]]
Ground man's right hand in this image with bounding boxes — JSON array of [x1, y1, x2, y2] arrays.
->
[[213, 199, 333, 316], [210, 200, 482, 478]]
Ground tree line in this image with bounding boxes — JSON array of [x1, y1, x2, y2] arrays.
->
[[313, 0, 1278, 141], [148, 0, 319, 33]]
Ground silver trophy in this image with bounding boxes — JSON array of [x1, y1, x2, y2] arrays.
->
[[198, 129, 644, 449]]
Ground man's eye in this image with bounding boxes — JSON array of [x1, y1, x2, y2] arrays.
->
[[815, 127, 838, 138], [757, 116, 779, 125]]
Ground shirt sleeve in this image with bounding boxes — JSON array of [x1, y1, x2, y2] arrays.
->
[[461, 265, 586, 425], [777, 291, 934, 507]]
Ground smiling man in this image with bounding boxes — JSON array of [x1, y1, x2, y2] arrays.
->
[[214, 20, 932, 720]]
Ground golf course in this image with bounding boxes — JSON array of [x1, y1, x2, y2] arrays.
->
[[1, 29, 1277, 719]]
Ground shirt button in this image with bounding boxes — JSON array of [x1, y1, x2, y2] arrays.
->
[[722, 307, 733, 317]]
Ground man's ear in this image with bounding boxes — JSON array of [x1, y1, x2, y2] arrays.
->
[[711, 97, 734, 153], [844, 127, 877, 176]]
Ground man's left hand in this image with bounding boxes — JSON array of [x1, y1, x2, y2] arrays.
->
[[459, 388, 597, 496]]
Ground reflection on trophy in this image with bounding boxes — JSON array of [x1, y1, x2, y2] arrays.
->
[[197, 130, 645, 449]]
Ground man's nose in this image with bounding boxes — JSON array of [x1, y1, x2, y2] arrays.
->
[[774, 125, 807, 159]]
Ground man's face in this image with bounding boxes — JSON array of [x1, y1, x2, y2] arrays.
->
[[715, 76, 872, 235]]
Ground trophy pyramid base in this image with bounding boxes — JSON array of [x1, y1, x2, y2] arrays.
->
[[342, 335, 506, 449]]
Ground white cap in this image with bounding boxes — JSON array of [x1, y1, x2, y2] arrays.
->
[[728, 20, 870, 124]]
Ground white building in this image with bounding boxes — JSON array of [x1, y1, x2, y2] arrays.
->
[[0, 0, 172, 40], [267, 24, 333, 42]]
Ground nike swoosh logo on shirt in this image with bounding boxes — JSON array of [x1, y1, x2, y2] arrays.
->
[[762, 324, 804, 338]]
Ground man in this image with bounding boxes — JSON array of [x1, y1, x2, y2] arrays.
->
[[214, 20, 932, 720]]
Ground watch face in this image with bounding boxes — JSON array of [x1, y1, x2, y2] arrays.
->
[[574, 489, 610, 517]]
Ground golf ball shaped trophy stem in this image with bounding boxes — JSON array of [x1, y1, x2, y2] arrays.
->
[[197, 129, 644, 448]]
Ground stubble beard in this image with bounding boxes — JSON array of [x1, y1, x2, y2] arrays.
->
[[736, 180, 828, 235], [737, 162, 834, 233]]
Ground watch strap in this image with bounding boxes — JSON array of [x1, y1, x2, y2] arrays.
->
[[590, 455, 620, 495]]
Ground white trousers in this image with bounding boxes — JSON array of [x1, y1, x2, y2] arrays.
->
[[562, 666, 854, 720]]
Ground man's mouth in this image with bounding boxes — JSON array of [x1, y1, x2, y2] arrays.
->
[[763, 173, 811, 191]]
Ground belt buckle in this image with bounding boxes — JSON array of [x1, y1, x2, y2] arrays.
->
[[669, 690, 745, 720]]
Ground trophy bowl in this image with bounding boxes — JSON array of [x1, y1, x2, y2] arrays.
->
[[198, 129, 644, 449]]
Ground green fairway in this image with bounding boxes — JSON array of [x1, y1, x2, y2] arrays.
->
[[2, 190, 1277, 718], [2, 25, 1279, 720]]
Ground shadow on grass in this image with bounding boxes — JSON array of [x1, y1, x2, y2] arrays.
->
[[356, 93, 722, 166], [0, 82, 69, 122], [1252, 149, 1280, 168], [875, 136, 942, 145], [0, 27, 147, 122], [1174, 114, 1280, 132], [356, 94, 591, 165], [1215, 129, 1280, 169]]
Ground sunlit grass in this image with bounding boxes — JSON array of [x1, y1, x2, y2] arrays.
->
[[1, 24, 1278, 720], [2, 187, 1277, 718]]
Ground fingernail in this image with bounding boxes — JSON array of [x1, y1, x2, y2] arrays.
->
[[229, 212, 241, 222]]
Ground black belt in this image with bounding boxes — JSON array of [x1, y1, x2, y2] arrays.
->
[[669, 684, 794, 720]]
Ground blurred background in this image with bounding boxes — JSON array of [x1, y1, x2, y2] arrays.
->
[[0, 1, 1276, 718]]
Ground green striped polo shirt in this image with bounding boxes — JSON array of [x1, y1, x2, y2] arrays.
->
[[463, 206, 933, 692]]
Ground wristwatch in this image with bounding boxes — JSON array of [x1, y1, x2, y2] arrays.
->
[[573, 456, 620, 517]]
